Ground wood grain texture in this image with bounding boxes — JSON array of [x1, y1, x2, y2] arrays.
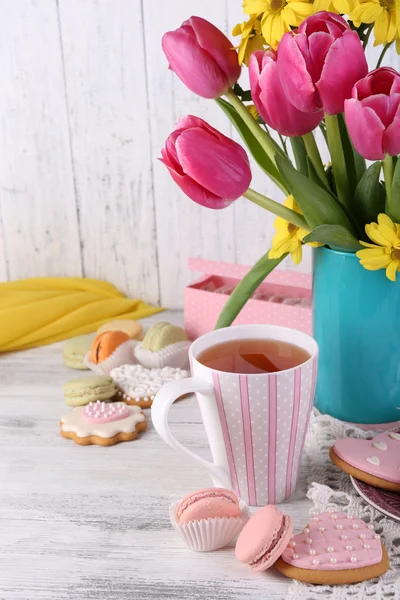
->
[[58, 0, 160, 304], [0, 311, 312, 599], [0, 0, 82, 280]]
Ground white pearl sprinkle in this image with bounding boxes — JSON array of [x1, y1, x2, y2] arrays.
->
[[331, 514, 338, 520], [328, 508, 334, 513], [293, 553, 299, 559], [351, 557, 357, 563], [327, 546, 334, 552], [288, 541, 296, 548], [360, 534, 366, 539], [347, 515, 353, 519], [353, 524, 359, 529], [375, 534, 380, 540], [304, 527, 310, 534], [335, 524, 343, 529], [318, 527, 325, 532], [346, 545, 353, 551], [363, 544, 370, 549], [312, 559, 319, 565], [309, 549, 316, 556], [330, 558, 337, 564], [305, 538, 312, 545], [341, 534, 348, 540], [368, 524, 374, 530], [312, 517, 319, 522]]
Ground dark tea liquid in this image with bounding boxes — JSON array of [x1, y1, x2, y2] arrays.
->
[[198, 339, 310, 374]]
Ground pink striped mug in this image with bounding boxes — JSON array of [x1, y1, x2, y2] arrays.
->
[[151, 324, 318, 506]]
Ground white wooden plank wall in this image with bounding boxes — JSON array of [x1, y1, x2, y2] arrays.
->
[[0, 0, 398, 307]]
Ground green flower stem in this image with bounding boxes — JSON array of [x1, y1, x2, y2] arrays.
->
[[383, 154, 394, 214], [376, 42, 393, 68], [243, 188, 309, 230], [325, 113, 351, 208], [302, 131, 329, 186], [225, 89, 278, 167]]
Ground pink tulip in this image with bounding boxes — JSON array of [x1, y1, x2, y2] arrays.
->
[[277, 12, 368, 115], [160, 115, 252, 209], [162, 16, 241, 99], [344, 67, 400, 160], [249, 50, 323, 137]]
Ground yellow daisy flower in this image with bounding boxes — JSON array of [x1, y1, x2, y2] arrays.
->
[[349, 0, 399, 48], [269, 195, 321, 265], [243, 0, 314, 49], [232, 17, 266, 65], [313, 0, 359, 14], [356, 214, 400, 281]]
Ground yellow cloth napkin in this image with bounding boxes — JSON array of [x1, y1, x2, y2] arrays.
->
[[0, 277, 164, 352]]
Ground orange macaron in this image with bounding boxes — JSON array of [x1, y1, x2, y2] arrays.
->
[[90, 331, 130, 364]]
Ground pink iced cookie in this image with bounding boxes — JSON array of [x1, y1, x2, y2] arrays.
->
[[330, 429, 400, 492], [276, 512, 389, 585]]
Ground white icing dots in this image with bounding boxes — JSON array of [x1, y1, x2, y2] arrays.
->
[[318, 527, 325, 532], [388, 431, 400, 441], [293, 553, 299, 559], [330, 558, 337, 564], [359, 534, 366, 539], [368, 524, 375, 530], [327, 546, 334, 552], [288, 541, 296, 548], [352, 523, 359, 529], [350, 557, 357, 563], [345, 545, 353, 551], [312, 559, 319, 565], [309, 549, 316, 556]]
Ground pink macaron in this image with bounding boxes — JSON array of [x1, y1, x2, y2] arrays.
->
[[235, 505, 293, 572], [176, 488, 241, 524]]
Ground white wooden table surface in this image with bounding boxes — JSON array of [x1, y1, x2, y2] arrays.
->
[[0, 311, 312, 600]]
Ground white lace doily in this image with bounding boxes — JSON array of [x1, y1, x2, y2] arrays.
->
[[287, 412, 400, 600]]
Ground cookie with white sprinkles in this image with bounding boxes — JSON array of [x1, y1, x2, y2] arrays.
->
[[110, 364, 189, 408]]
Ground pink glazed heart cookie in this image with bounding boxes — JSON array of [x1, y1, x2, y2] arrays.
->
[[60, 401, 146, 446], [275, 512, 389, 584], [330, 429, 400, 493]]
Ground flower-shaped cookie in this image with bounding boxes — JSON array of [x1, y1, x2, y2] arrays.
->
[[60, 401, 146, 446]]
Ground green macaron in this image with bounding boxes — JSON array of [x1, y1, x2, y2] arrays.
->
[[141, 322, 187, 352], [63, 375, 117, 406], [62, 333, 97, 369]]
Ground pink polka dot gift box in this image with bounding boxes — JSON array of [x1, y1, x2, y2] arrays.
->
[[184, 258, 312, 340]]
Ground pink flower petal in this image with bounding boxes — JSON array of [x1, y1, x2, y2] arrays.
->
[[277, 32, 320, 113], [162, 29, 228, 98], [162, 162, 229, 209], [318, 30, 368, 115], [383, 102, 400, 156], [176, 128, 251, 199], [189, 16, 241, 86], [345, 99, 385, 160]]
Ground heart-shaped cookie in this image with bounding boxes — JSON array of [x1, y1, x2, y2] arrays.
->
[[330, 429, 400, 493], [275, 512, 389, 585]]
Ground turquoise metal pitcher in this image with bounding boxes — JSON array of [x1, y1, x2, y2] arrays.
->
[[313, 246, 400, 424]]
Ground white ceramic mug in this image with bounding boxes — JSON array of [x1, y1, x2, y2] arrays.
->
[[151, 324, 318, 506]]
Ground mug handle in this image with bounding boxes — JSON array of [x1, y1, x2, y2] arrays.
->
[[151, 377, 232, 489]]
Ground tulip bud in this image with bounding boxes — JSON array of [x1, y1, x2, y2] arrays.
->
[[162, 16, 241, 99], [249, 50, 323, 137], [160, 115, 252, 209], [345, 67, 400, 160]]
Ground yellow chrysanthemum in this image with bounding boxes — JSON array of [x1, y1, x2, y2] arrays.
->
[[247, 104, 260, 120], [350, 0, 399, 49], [269, 195, 321, 265], [313, 0, 359, 14], [243, 0, 314, 49], [356, 214, 400, 281], [232, 17, 266, 65]]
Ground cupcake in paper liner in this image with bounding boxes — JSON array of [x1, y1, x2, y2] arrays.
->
[[134, 322, 190, 369], [84, 340, 138, 375], [169, 489, 250, 552]]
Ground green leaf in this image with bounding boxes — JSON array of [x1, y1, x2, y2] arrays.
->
[[353, 162, 385, 227], [391, 158, 400, 222], [337, 113, 366, 194], [276, 153, 355, 232], [306, 156, 333, 195], [303, 225, 362, 251], [215, 253, 285, 329], [290, 137, 308, 176], [215, 98, 287, 192]]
